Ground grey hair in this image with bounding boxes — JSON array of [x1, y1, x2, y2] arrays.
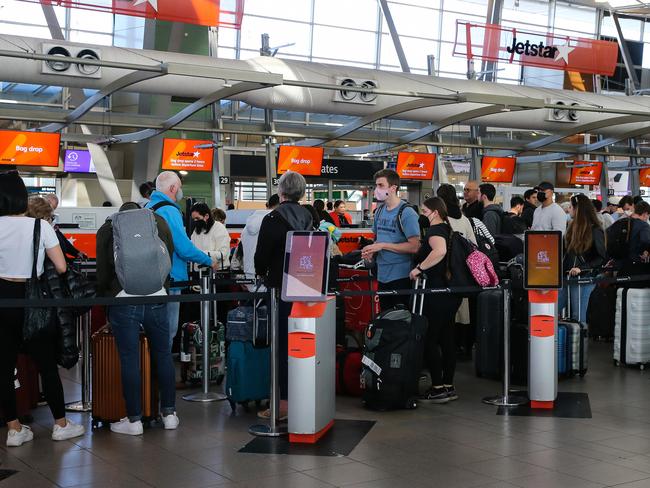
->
[[43, 193, 58, 206], [156, 171, 181, 192], [278, 171, 306, 202]]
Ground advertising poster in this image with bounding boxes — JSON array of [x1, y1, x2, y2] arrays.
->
[[640, 167, 650, 188], [481, 156, 516, 183], [569, 161, 602, 185], [525, 231, 562, 289], [0, 130, 60, 167], [161, 138, 213, 172], [277, 146, 324, 176], [395, 152, 435, 180]]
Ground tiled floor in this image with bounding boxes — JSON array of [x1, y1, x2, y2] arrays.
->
[[2, 341, 650, 488]]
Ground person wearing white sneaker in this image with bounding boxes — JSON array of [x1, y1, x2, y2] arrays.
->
[[0, 175, 86, 448], [162, 412, 179, 430], [110, 417, 144, 436]]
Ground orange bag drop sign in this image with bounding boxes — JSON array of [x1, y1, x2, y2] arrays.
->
[[569, 161, 602, 186], [0, 130, 60, 167], [481, 156, 516, 183], [396, 152, 435, 180], [640, 167, 650, 187], [277, 146, 324, 176], [161, 138, 213, 172]]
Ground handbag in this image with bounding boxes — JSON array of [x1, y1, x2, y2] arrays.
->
[[23, 219, 55, 342], [62, 258, 95, 318]]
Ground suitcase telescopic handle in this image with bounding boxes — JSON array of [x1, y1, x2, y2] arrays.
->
[[412, 276, 427, 315]]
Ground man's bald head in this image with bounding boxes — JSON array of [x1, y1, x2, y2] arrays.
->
[[463, 180, 480, 204], [43, 193, 59, 211], [156, 171, 182, 201]]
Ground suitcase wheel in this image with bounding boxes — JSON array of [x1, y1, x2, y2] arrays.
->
[[405, 397, 418, 410], [641, 364, 645, 371], [228, 399, 236, 412], [614, 360, 620, 367], [91, 419, 100, 429]]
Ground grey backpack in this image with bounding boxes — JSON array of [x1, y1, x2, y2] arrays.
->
[[112, 209, 171, 295]]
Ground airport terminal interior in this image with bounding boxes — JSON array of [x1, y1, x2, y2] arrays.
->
[[4, 0, 650, 487]]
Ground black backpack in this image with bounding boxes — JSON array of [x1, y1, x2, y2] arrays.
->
[[607, 217, 633, 259], [445, 231, 478, 288]]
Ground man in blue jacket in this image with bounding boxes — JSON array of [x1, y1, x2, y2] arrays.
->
[[147, 171, 218, 345]]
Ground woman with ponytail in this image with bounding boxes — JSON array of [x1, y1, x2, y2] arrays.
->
[[409, 197, 463, 404]]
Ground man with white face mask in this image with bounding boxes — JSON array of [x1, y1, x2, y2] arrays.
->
[[147, 171, 218, 346], [362, 169, 421, 310]]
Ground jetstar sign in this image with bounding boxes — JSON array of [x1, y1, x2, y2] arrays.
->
[[19, 0, 244, 29], [454, 21, 618, 76]]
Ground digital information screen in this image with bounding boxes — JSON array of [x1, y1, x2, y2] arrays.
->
[[281, 231, 330, 302], [524, 231, 563, 290]]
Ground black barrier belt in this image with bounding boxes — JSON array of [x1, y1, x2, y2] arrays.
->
[[170, 278, 257, 288], [330, 284, 500, 298], [564, 273, 650, 287], [0, 291, 270, 309]]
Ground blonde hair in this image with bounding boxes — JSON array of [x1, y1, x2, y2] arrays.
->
[[27, 196, 53, 221]]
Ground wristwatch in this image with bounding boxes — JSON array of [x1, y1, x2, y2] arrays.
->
[[416, 265, 424, 273]]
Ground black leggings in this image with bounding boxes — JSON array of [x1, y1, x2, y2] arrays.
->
[[0, 279, 66, 423], [424, 295, 462, 386]]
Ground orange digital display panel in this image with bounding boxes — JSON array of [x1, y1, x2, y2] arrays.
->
[[277, 146, 324, 176], [395, 152, 436, 180], [640, 166, 650, 187], [161, 138, 214, 172], [0, 130, 61, 167], [569, 161, 602, 185], [524, 231, 562, 289], [481, 156, 516, 183]]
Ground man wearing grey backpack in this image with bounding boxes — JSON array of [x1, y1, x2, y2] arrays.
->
[[147, 172, 219, 347], [96, 202, 178, 435]]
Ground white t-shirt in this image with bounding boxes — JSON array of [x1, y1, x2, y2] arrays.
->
[[532, 203, 567, 233], [0, 216, 59, 279]]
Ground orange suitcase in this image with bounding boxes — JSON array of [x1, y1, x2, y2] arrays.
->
[[91, 326, 158, 428]]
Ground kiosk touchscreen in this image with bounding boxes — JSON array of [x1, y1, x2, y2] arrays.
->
[[524, 231, 563, 290], [281, 231, 330, 302]]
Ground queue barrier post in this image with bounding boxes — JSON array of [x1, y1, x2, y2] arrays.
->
[[249, 287, 288, 437], [65, 311, 92, 412], [182, 267, 227, 403], [483, 280, 528, 407]]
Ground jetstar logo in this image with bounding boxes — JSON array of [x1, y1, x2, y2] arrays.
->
[[506, 38, 558, 59], [176, 151, 200, 158]]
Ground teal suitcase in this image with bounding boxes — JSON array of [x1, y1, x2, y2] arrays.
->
[[225, 341, 270, 411]]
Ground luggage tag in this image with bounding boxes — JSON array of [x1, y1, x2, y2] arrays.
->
[[361, 355, 382, 376]]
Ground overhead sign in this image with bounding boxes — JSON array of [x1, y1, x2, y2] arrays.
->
[[396, 152, 435, 180], [481, 156, 516, 183], [277, 146, 324, 176], [569, 161, 602, 186], [161, 138, 214, 172], [64, 149, 96, 173], [640, 166, 650, 187], [0, 130, 60, 167], [454, 21, 618, 76], [17, 0, 243, 29]]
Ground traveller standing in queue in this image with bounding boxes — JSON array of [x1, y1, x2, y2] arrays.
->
[[461, 180, 483, 220], [96, 202, 179, 435], [43, 193, 86, 261], [147, 171, 219, 346], [409, 197, 462, 403], [361, 169, 420, 311], [559, 194, 606, 323], [330, 200, 353, 227], [521, 189, 538, 229], [531, 182, 567, 233], [255, 171, 313, 421], [479, 183, 502, 237], [0, 171, 85, 446]]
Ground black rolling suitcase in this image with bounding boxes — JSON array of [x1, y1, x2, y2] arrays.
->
[[586, 285, 616, 340], [560, 283, 588, 377], [362, 278, 428, 410], [474, 289, 504, 379]]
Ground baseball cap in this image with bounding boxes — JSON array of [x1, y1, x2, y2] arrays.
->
[[608, 196, 621, 206], [537, 181, 554, 191]]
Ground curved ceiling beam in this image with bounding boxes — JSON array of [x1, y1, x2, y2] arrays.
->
[[106, 82, 265, 144], [39, 69, 167, 132], [517, 123, 650, 163], [488, 115, 650, 158], [336, 104, 522, 155], [296, 98, 458, 147]]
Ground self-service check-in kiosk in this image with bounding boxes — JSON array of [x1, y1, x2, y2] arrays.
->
[[524, 231, 563, 409], [282, 231, 336, 443]]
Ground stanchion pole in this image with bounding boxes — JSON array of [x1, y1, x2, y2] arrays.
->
[[483, 280, 528, 407], [66, 311, 92, 412], [183, 267, 226, 402], [249, 287, 287, 436]]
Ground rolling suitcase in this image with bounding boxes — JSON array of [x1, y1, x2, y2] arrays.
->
[[361, 278, 428, 411], [586, 285, 616, 340], [338, 267, 379, 333], [225, 341, 270, 411], [179, 321, 225, 386], [474, 289, 503, 379], [614, 288, 650, 368], [557, 324, 567, 375], [559, 284, 589, 377], [91, 326, 158, 428]]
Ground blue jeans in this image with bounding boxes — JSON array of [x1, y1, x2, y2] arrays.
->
[[167, 289, 181, 347], [558, 282, 595, 324], [108, 304, 176, 421]]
